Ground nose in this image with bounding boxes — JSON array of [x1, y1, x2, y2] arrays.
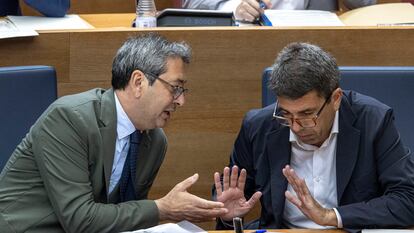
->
[[174, 93, 185, 106], [290, 120, 302, 133]]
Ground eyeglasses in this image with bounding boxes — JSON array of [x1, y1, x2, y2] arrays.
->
[[156, 77, 188, 100], [273, 94, 331, 128], [144, 72, 188, 100]]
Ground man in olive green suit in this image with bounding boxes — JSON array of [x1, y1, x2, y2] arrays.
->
[[0, 33, 228, 233]]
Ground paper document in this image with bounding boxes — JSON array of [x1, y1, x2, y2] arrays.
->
[[122, 221, 207, 233], [0, 17, 38, 39], [7, 14, 94, 31], [263, 10, 344, 26]]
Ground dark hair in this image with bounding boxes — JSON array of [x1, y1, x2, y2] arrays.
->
[[111, 33, 191, 90], [268, 42, 339, 100]]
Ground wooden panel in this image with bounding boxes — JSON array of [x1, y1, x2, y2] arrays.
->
[[80, 13, 136, 28], [0, 33, 70, 96]]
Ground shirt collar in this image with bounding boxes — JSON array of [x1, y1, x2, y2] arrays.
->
[[114, 92, 136, 140], [289, 110, 339, 148]]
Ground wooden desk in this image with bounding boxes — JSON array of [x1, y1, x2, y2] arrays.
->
[[1, 14, 413, 229]]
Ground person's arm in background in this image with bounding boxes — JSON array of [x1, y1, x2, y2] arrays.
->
[[220, 0, 272, 22], [182, 0, 228, 10], [343, 0, 376, 10], [24, 0, 70, 17]]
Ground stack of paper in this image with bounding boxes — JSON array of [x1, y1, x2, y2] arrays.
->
[[262, 10, 344, 27], [0, 14, 93, 39], [0, 17, 38, 39], [7, 14, 93, 31]]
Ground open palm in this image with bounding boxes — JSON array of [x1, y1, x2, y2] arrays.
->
[[214, 166, 262, 221]]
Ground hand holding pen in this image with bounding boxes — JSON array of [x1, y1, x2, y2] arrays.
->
[[235, 0, 272, 22]]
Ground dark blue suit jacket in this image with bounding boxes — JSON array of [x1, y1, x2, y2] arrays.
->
[[219, 91, 414, 230], [0, 0, 70, 17]]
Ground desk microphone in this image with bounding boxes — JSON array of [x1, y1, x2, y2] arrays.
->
[[233, 217, 244, 233]]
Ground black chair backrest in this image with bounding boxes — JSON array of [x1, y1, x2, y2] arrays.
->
[[0, 66, 57, 170], [262, 66, 414, 150]]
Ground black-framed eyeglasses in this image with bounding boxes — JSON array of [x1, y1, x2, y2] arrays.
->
[[144, 72, 188, 100], [272, 94, 332, 128]]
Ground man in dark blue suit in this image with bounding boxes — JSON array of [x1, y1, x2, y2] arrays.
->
[[214, 42, 414, 231], [0, 0, 70, 17]]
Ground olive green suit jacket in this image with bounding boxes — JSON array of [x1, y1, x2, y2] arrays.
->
[[0, 88, 167, 233]]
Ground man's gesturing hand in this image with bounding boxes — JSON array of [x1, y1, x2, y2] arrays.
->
[[155, 174, 228, 222], [282, 165, 338, 227], [214, 166, 262, 221]]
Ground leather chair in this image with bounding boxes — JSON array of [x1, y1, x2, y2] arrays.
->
[[0, 66, 57, 170], [262, 66, 414, 151]]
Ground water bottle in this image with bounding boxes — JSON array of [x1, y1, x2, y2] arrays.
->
[[135, 0, 157, 28]]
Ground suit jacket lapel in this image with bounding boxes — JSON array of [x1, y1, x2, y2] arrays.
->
[[266, 126, 291, 225], [98, 89, 117, 195], [336, 96, 361, 202]]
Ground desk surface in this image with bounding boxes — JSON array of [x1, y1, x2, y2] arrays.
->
[[208, 230, 346, 233], [1, 14, 413, 229]]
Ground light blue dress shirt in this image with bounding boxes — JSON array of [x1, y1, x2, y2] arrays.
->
[[108, 93, 136, 194]]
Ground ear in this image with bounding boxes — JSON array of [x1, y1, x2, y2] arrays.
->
[[129, 70, 147, 98], [332, 88, 343, 111]]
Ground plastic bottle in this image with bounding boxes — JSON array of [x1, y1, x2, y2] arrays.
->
[[135, 0, 157, 28]]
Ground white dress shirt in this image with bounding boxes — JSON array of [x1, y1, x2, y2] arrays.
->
[[219, 0, 308, 11], [283, 111, 343, 228], [108, 93, 136, 194]]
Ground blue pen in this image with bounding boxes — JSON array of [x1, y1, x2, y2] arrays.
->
[[259, 0, 266, 9], [258, 1, 272, 26], [255, 230, 267, 233]]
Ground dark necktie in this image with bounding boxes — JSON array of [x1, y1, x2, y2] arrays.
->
[[119, 130, 141, 202]]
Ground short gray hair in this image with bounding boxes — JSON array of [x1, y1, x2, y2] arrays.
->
[[268, 42, 339, 100], [112, 33, 192, 90]]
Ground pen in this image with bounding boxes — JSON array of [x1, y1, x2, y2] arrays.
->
[[255, 230, 267, 233], [257, 0, 272, 26], [258, 0, 267, 9]]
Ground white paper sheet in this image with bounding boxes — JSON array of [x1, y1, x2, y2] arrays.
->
[[7, 14, 94, 31], [0, 17, 38, 39], [263, 10, 344, 26], [122, 221, 207, 233]]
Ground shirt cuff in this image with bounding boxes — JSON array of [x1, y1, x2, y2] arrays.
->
[[333, 208, 343, 228], [218, 0, 241, 11]]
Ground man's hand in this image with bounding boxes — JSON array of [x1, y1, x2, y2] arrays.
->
[[214, 166, 262, 221], [282, 165, 338, 227], [235, 0, 272, 22], [155, 174, 228, 222]]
